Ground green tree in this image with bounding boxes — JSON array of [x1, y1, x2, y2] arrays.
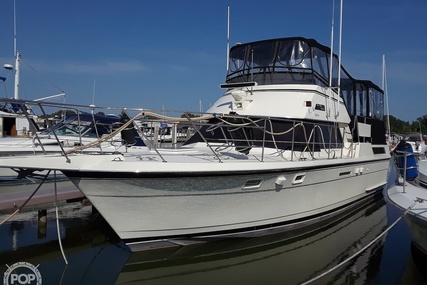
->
[[38, 109, 76, 119], [387, 115, 410, 134], [180, 112, 196, 118], [414, 115, 427, 133]]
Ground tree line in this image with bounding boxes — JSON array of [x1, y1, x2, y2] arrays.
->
[[388, 115, 427, 134]]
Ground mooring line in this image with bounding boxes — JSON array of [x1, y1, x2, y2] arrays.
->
[[54, 170, 68, 265], [300, 200, 418, 285], [0, 170, 51, 226]]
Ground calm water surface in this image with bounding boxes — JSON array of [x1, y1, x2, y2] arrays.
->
[[0, 180, 426, 284]]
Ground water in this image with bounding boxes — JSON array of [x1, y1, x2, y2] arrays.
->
[[0, 192, 426, 284]]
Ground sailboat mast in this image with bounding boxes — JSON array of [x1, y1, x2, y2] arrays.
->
[[382, 54, 391, 136]]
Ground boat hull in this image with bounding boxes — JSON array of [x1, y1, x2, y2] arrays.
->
[[406, 213, 427, 253], [65, 158, 389, 245], [386, 183, 427, 253]]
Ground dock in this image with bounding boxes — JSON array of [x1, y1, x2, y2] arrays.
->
[[0, 178, 83, 211]]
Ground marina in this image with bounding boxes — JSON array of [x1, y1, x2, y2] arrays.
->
[[1, 1, 427, 284], [0, 36, 390, 250]]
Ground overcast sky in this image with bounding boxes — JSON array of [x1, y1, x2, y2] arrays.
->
[[0, 0, 426, 121]]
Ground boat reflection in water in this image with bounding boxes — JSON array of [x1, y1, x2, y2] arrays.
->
[[2, 194, 416, 284], [118, 197, 387, 285], [398, 242, 427, 284]]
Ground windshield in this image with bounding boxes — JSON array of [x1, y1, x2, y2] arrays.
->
[[41, 114, 117, 138], [404, 133, 422, 142]]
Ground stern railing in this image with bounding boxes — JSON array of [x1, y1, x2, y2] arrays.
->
[[393, 149, 422, 193]]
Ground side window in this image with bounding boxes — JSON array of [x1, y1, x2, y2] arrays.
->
[[356, 88, 366, 117], [369, 88, 384, 119]]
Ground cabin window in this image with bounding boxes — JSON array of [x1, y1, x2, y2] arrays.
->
[[369, 88, 384, 119], [341, 73, 355, 116], [312, 48, 329, 80], [277, 39, 311, 68], [328, 54, 339, 87], [251, 41, 277, 68], [356, 85, 368, 117], [229, 47, 246, 72]]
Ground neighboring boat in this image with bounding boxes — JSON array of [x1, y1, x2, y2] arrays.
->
[[0, 37, 390, 250], [386, 145, 427, 254], [0, 103, 145, 199], [0, 100, 37, 138], [0, 111, 144, 157], [401, 132, 427, 155]]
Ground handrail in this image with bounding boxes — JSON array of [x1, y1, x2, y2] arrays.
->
[[393, 149, 421, 193], [184, 113, 223, 163], [0, 98, 349, 164], [122, 109, 167, 163], [35, 102, 71, 162]]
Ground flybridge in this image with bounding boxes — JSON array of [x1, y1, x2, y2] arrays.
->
[[224, 37, 384, 120], [226, 37, 343, 87]]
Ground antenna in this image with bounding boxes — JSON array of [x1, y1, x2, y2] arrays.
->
[[13, 0, 20, 100], [327, 0, 335, 119], [33, 92, 66, 102], [335, 0, 343, 119], [226, 5, 230, 71], [328, 0, 335, 88], [199, 99, 203, 115], [92, 79, 96, 105], [13, 0, 17, 57], [250, 49, 254, 82], [89, 79, 96, 114]]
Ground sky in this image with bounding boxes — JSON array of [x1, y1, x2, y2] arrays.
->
[[0, 0, 426, 122]]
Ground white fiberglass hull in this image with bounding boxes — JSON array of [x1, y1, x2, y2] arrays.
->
[[65, 156, 389, 244], [386, 174, 427, 253]]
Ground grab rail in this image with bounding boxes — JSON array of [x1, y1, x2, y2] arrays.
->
[[0, 98, 348, 164], [393, 149, 421, 193]]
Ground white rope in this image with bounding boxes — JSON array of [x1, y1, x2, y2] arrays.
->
[[143, 111, 214, 122], [64, 110, 145, 154], [54, 170, 68, 265], [65, 111, 216, 154], [300, 200, 418, 285], [215, 115, 342, 162]]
